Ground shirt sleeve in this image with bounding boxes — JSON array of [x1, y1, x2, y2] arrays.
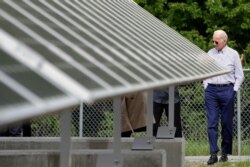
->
[[233, 52, 244, 91], [203, 80, 208, 89]]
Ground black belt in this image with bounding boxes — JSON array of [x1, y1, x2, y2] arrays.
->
[[208, 83, 233, 87]]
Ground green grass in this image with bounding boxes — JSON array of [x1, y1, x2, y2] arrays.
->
[[185, 140, 209, 156], [185, 139, 250, 156]]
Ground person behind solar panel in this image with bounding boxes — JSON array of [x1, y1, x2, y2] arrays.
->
[[152, 87, 183, 138], [203, 30, 244, 165], [0, 125, 22, 137], [121, 92, 147, 137], [0, 122, 31, 137], [23, 121, 32, 136]]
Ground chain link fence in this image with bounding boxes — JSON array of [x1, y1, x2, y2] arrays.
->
[[31, 70, 250, 156]]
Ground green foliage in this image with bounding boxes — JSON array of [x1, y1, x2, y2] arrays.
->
[[166, 2, 203, 29], [244, 43, 250, 64], [135, 0, 167, 19], [98, 111, 113, 137], [179, 83, 207, 141], [178, 30, 209, 51], [32, 114, 60, 136]]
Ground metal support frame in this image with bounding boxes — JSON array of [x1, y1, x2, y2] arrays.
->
[[79, 102, 84, 137], [96, 97, 123, 167], [132, 90, 155, 150], [157, 85, 176, 139], [60, 111, 72, 167], [237, 90, 241, 156]]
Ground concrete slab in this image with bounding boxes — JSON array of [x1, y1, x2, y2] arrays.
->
[[0, 137, 185, 167], [0, 149, 166, 167]]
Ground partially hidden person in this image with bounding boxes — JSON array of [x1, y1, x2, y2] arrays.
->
[[121, 92, 147, 137], [153, 87, 183, 138]]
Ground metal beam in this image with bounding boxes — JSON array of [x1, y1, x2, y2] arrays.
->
[[60, 111, 72, 167]]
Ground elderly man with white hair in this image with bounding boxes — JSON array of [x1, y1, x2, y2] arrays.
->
[[203, 30, 244, 165]]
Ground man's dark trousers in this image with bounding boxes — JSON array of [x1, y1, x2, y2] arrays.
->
[[205, 84, 235, 154], [153, 101, 182, 137]]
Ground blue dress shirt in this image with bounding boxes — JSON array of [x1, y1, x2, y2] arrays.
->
[[153, 87, 180, 104]]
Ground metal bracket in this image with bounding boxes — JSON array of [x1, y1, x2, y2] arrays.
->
[[156, 126, 176, 139], [96, 154, 123, 167], [132, 136, 155, 150]]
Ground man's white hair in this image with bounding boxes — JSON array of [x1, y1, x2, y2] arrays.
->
[[214, 30, 228, 41]]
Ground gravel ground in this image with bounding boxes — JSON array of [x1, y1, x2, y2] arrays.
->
[[185, 157, 207, 167], [185, 161, 205, 167], [185, 156, 250, 167]]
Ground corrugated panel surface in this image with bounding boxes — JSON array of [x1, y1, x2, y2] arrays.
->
[[0, 0, 229, 125]]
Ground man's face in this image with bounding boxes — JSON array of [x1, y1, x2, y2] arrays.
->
[[212, 34, 226, 51]]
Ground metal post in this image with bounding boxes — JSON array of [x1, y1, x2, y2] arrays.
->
[[60, 111, 72, 167], [237, 90, 241, 156], [113, 97, 122, 160], [168, 85, 174, 128], [79, 102, 83, 137], [146, 90, 153, 137], [96, 97, 123, 167]]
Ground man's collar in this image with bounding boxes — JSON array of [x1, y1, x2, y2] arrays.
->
[[217, 45, 227, 53]]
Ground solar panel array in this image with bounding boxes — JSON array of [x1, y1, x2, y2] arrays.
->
[[0, 0, 229, 126]]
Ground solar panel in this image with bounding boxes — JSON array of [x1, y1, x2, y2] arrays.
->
[[0, 0, 229, 125], [0, 0, 229, 101], [0, 47, 78, 126]]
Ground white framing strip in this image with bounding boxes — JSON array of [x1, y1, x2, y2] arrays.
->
[[0, 71, 42, 105]]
